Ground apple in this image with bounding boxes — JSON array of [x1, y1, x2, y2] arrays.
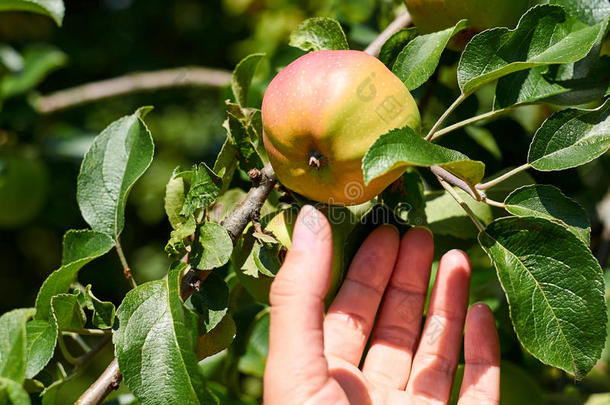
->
[[404, 0, 538, 49], [262, 50, 420, 206]]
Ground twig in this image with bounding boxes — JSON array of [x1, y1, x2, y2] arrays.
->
[[75, 359, 122, 405], [62, 328, 112, 337], [76, 163, 277, 405], [181, 163, 277, 299], [430, 165, 480, 200], [74, 335, 112, 366], [481, 197, 506, 209], [364, 11, 412, 56], [436, 175, 485, 232], [57, 334, 80, 365], [67, 333, 92, 352], [430, 106, 515, 141], [115, 240, 137, 289], [35, 66, 232, 113], [221, 163, 277, 242], [476, 163, 531, 190], [425, 93, 468, 141]]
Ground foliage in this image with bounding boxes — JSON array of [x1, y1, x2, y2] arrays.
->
[[0, 0, 609, 404]]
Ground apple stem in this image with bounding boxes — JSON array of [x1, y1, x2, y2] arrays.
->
[[308, 151, 325, 169]]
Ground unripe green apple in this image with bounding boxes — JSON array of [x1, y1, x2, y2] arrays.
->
[[262, 50, 420, 206], [404, 0, 538, 49]]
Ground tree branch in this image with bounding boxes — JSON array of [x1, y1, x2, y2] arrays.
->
[[425, 92, 468, 141], [364, 11, 412, 56], [429, 106, 516, 141], [76, 163, 277, 405], [476, 163, 531, 190], [115, 239, 137, 289], [221, 163, 277, 242], [430, 165, 480, 200], [35, 66, 232, 113], [74, 359, 122, 405], [436, 175, 485, 232]]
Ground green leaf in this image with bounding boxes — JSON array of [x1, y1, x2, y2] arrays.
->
[[114, 263, 216, 404], [494, 14, 609, 109], [51, 294, 86, 330], [165, 215, 197, 257], [362, 126, 485, 187], [186, 272, 234, 360], [0, 0, 64, 26], [164, 166, 191, 229], [0, 308, 34, 383], [232, 230, 275, 304], [252, 242, 282, 277], [237, 310, 269, 378], [378, 27, 418, 68], [495, 57, 610, 108], [289, 17, 348, 52], [80, 285, 115, 329], [24, 320, 57, 379], [35, 229, 114, 321], [213, 137, 238, 196], [196, 315, 236, 360], [505, 184, 591, 242], [0, 377, 30, 405], [528, 98, 610, 171], [381, 168, 427, 226], [393, 20, 468, 90], [0, 45, 66, 100], [425, 189, 492, 239], [185, 273, 229, 334], [190, 222, 233, 270], [232, 53, 264, 107], [479, 216, 606, 377], [550, 0, 610, 25], [180, 164, 220, 217], [457, 5, 606, 94], [223, 111, 264, 172], [77, 109, 154, 241]]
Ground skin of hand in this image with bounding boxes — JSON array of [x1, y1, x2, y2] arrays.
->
[[263, 205, 501, 405]]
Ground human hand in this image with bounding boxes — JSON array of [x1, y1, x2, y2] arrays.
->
[[264, 206, 500, 405]]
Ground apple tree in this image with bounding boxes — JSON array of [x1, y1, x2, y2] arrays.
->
[[0, 0, 609, 404]]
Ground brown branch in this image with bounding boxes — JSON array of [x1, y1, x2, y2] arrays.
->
[[35, 66, 232, 113], [364, 11, 412, 57], [74, 358, 122, 405], [430, 165, 480, 200], [221, 163, 277, 242], [75, 163, 276, 405]]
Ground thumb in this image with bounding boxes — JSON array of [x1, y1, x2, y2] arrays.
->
[[264, 205, 334, 401]]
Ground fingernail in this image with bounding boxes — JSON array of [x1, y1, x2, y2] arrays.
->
[[382, 223, 399, 234], [413, 226, 433, 237], [291, 205, 320, 251]]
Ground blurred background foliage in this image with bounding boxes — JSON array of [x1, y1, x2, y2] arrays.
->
[[0, 0, 609, 404]]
